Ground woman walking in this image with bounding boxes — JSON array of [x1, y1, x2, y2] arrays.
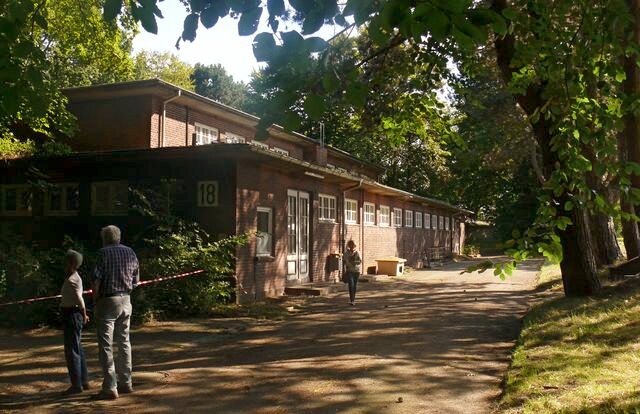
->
[[343, 240, 362, 306], [60, 249, 90, 395]]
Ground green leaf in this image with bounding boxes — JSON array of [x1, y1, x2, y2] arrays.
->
[[302, 10, 325, 34], [437, 0, 469, 14], [281, 30, 304, 49], [564, 200, 573, 211], [200, 7, 220, 29], [182, 13, 199, 42], [501, 7, 518, 20], [422, 8, 450, 40], [304, 94, 326, 120], [252, 32, 277, 62], [238, 6, 263, 36], [322, 70, 340, 92], [282, 111, 302, 130], [103, 0, 123, 22], [305, 36, 329, 52], [616, 71, 627, 83], [556, 216, 572, 231], [267, 0, 285, 16], [345, 82, 367, 107]]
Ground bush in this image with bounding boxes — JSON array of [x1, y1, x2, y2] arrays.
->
[[0, 216, 246, 327]]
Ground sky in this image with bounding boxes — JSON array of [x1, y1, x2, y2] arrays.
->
[[132, 2, 340, 84]]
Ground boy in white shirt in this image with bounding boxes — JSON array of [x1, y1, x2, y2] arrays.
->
[[60, 249, 90, 395]]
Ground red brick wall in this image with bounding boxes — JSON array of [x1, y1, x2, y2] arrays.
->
[[67, 95, 153, 151], [154, 100, 304, 159]]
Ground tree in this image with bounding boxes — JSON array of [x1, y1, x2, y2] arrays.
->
[[133, 50, 194, 90], [1, 0, 135, 158], [104, 0, 637, 296], [192, 63, 248, 109]]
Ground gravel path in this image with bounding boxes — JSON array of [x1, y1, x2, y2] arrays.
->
[[0, 259, 541, 414]]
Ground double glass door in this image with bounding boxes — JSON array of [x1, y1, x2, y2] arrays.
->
[[287, 190, 309, 283]]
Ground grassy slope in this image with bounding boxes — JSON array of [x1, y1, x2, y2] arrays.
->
[[499, 264, 640, 414]]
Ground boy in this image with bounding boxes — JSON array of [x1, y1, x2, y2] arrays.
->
[[60, 249, 90, 395]]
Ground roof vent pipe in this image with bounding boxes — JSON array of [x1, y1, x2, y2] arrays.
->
[[319, 122, 325, 148]]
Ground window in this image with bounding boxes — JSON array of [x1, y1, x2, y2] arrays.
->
[[364, 202, 375, 225], [405, 210, 413, 227], [92, 181, 128, 216], [415, 211, 423, 228], [345, 199, 358, 224], [271, 147, 289, 156], [425, 213, 431, 229], [1, 185, 32, 216], [439, 215, 444, 230], [445, 216, 450, 230], [46, 183, 79, 215], [319, 194, 336, 221], [393, 208, 403, 227], [249, 140, 269, 149], [256, 207, 273, 256], [195, 123, 219, 145], [432, 214, 438, 230], [224, 132, 245, 143], [379, 205, 390, 226]]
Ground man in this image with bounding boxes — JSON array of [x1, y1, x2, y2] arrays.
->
[[93, 225, 139, 400]]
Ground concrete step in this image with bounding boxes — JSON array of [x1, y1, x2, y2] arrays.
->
[[360, 274, 392, 283], [284, 283, 342, 297]]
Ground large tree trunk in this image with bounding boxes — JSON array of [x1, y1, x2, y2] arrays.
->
[[492, 0, 600, 296], [621, 0, 640, 259], [589, 210, 624, 266], [559, 205, 602, 295]]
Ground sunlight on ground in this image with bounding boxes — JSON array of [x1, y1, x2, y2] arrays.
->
[[499, 266, 640, 414]]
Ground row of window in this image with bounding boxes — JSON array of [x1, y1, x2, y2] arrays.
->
[[319, 194, 454, 230], [1, 182, 129, 216], [0, 180, 221, 217], [195, 122, 291, 156]]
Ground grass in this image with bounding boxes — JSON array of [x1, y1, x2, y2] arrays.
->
[[498, 264, 640, 414]]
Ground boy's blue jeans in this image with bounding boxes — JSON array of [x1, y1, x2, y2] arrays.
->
[[63, 308, 88, 388], [345, 272, 359, 302]]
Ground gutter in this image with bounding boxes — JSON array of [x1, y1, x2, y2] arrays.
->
[[160, 89, 181, 147]]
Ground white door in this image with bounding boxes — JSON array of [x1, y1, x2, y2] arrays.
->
[[287, 189, 310, 283]]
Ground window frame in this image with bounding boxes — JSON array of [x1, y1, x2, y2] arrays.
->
[[432, 214, 438, 230], [405, 210, 413, 228], [345, 198, 358, 224], [256, 206, 273, 257], [379, 205, 390, 226], [393, 207, 403, 227], [194, 122, 219, 145], [445, 216, 450, 231], [45, 182, 80, 216], [224, 132, 246, 144], [249, 140, 269, 150], [363, 202, 376, 226], [1, 184, 32, 216], [439, 215, 444, 230], [415, 211, 423, 228], [319, 194, 337, 222], [271, 147, 290, 156], [91, 181, 128, 216]]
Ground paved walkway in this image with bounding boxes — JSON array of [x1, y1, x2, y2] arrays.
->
[[0, 259, 542, 413]]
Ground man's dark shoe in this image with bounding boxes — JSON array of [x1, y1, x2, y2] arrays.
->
[[62, 386, 83, 396], [82, 382, 91, 390], [117, 384, 133, 394], [91, 389, 118, 400]]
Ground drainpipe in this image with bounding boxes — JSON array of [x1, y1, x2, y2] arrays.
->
[[340, 179, 363, 280], [160, 90, 181, 148]]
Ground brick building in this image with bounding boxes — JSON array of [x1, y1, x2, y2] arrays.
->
[[0, 79, 470, 302]]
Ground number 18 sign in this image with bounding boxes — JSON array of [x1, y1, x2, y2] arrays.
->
[[197, 181, 218, 207]]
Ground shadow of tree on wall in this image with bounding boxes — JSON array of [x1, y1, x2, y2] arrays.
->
[[0, 262, 541, 413]]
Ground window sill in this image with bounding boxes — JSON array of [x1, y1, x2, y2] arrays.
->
[[319, 219, 337, 224], [255, 255, 275, 262], [345, 221, 358, 225]]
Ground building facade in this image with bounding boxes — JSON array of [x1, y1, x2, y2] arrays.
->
[[0, 79, 469, 302]]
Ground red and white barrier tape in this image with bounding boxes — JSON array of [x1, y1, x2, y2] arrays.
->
[[0, 269, 205, 307]]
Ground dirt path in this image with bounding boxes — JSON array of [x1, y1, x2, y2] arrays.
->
[[0, 259, 541, 414]]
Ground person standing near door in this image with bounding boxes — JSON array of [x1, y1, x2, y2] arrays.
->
[[343, 240, 362, 306]]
